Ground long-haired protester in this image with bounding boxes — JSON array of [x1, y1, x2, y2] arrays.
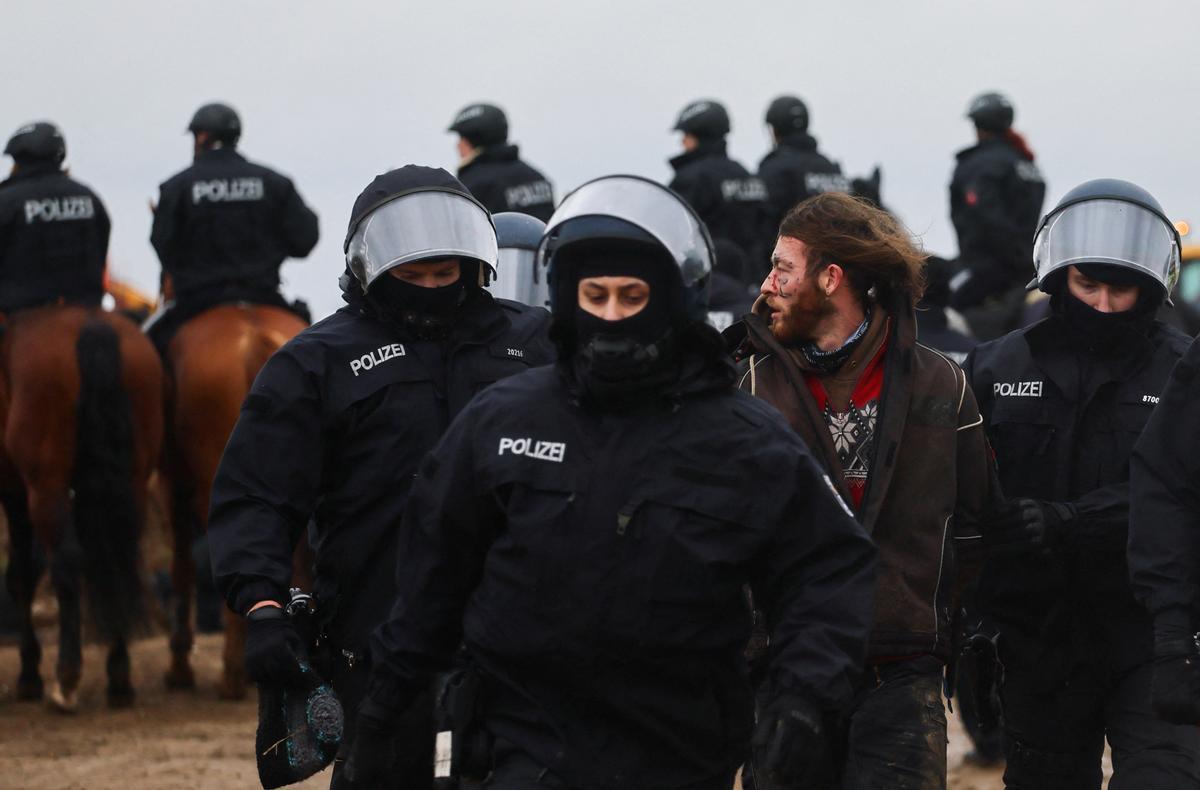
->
[[727, 191, 995, 789]]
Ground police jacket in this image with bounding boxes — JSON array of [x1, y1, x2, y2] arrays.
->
[[726, 291, 993, 662], [1130, 335, 1200, 619], [964, 314, 1189, 657], [949, 136, 1045, 296], [208, 287, 553, 651], [669, 140, 769, 282], [150, 147, 318, 299], [0, 163, 109, 313], [757, 132, 848, 240], [367, 348, 877, 788], [457, 144, 555, 221]]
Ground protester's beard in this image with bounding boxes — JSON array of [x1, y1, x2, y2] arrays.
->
[[766, 273, 836, 347]]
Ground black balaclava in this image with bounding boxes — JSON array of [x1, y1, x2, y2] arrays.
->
[[556, 243, 681, 409], [366, 260, 478, 340], [1049, 263, 1160, 349]]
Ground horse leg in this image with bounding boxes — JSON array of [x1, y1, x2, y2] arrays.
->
[[32, 488, 83, 713], [4, 492, 45, 701], [218, 606, 248, 700], [106, 636, 135, 707], [164, 482, 197, 690]]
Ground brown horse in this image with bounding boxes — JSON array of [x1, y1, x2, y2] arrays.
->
[[161, 303, 309, 699], [1, 306, 163, 711]]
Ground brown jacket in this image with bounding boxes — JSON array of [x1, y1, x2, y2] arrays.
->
[[727, 293, 993, 661]]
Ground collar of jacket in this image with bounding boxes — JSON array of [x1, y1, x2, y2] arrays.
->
[[737, 289, 919, 526], [464, 144, 521, 169], [954, 135, 1014, 162], [1022, 313, 1157, 398], [556, 323, 736, 410], [669, 138, 728, 172], [775, 131, 819, 153], [2, 162, 63, 184], [350, 286, 513, 348], [196, 147, 247, 165]]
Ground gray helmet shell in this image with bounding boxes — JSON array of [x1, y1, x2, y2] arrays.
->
[[188, 102, 241, 144], [1030, 178, 1181, 302], [448, 103, 508, 147], [967, 92, 1014, 132], [765, 96, 809, 134], [673, 99, 730, 139], [5, 121, 66, 165]]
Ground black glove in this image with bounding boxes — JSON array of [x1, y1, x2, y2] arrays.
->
[[244, 605, 307, 686], [983, 498, 1074, 556], [752, 693, 830, 787], [1152, 607, 1200, 725], [331, 698, 400, 790]]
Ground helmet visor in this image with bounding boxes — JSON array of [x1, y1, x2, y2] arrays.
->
[[1034, 199, 1179, 294], [489, 248, 549, 308], [540, 176, 713, 286], [347, 190, 497, 288]]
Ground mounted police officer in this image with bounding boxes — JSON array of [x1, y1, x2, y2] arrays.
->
[[965, 179, 1199, 788], [669, 99, 769, 286], [207, 166, 553, 788], [757, 95, 850, 249], [333, 175, 877, 789], [448, 102, 555, 221], [0, 121, 109, 314], [948, 91, 1046, 340], [148, 102, 319, 352]]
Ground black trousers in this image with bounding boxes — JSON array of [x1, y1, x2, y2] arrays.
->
[[749, 656, 947, 790], [1000, 635, 1200, 789]]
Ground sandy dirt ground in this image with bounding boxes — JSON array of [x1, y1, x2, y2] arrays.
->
[[0, 629, 1029, 790]]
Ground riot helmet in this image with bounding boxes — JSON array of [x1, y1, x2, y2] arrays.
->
[[448, 103, 508, 148], [345, 165, 497, 292], [966, 92, 1014, 133], [539, 174, 714, 325], [765, 96, 809, 135], [188, 102, 242, 145], [5, 121, 66, 166], [490, 212, 549, 308], [673, 99, 730, 140], [1030, 178, 1180, 303]]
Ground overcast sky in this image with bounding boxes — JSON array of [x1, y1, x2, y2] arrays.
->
[[5, 0, 1197, 319]]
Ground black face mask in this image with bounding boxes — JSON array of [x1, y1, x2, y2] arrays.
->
[[366, 275, 465, 339], [1057, 290, 1148, 349], [569, 287, 680, 409]]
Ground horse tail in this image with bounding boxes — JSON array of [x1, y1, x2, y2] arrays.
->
[[73, 318, 144, 640]]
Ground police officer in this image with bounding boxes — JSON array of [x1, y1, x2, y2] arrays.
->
[[448, 103, 555, 221], [0, 121, 109, 314], [148, 102, 318, 350], [207, 166, 554, 787], [757, 96, 850, 245], [949, 91, 1046, 339], [965, 179, 1200, 788], [917, 255, 977, 366], [334, 175, 877, 789], [488, 211, 549, 308], [669, 99, 769, 285], [1131, 336, 1200, 727]]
